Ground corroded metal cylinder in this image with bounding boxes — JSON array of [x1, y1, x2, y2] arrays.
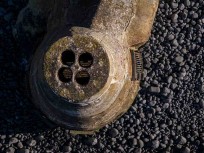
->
[[15, 0, 159, 132]]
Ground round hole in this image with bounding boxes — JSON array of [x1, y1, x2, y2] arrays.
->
[[75, 71, 90, 86], [61, 50, 75, 66], [58, 67, 73, 83], [79, 52, 93, 68]]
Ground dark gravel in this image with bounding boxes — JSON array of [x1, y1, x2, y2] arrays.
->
[[0, 0, 204, 153]]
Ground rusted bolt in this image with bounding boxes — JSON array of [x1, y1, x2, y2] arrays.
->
[[15, 0, 159, 133]]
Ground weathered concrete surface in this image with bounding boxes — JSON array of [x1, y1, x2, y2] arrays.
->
[[15, 0, 159, 132]]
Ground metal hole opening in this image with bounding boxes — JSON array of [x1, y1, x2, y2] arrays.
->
[[61, 50, 75, 66], [75, 71, 90, 86], [58, 67, 73, 83], [79, 52, 93, 68]]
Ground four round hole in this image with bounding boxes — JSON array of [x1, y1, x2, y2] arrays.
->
[[61, 50, 75, 66], [79, 52, 93, 68], [75, 71, 90, 86], [58, 51, 93, 86], [58, 67, 72, 83]]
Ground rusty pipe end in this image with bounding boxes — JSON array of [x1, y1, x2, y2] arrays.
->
[[15, 0, 159, 132], [29, 27, 139, 131]]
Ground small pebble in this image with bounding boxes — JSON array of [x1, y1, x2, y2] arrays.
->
[[149, 86, 160, 93], [26, 139, 36, 147], [175, 55, 184, 63]]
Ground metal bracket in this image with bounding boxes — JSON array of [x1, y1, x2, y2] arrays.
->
[[131, 50, 143, 81]]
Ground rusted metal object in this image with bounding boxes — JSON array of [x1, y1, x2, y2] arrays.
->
[[15, 0, 159, 132]]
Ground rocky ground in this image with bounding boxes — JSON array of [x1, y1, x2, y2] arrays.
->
[[0, 0, 204, 153]]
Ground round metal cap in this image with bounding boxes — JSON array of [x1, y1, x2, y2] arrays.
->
[[44, 35, 110, 101]]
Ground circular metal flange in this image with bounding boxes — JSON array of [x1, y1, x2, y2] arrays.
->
[[44, 35, 109, 101]]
